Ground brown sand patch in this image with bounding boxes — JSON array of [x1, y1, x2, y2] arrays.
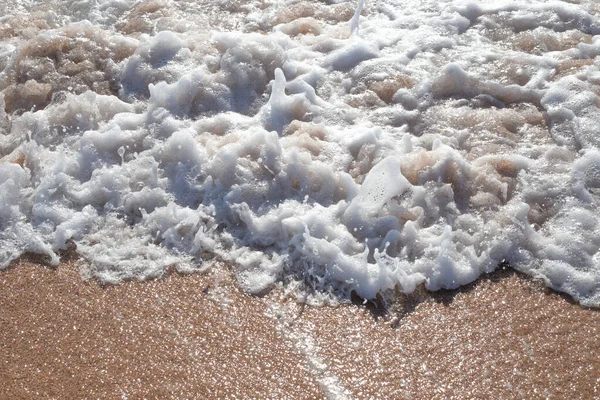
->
[[282, 271, 600, 399], [283, 121, 326, 156], [3, 25, 135, 114], [277, 17, 323, 37], [0, 260, 322, 399], [0, 150, 27, 169], [0, 13, 52, 41], [345, 90, 385, 109], [117, 0, 170, 36], [369, 76, 415, 104], [555, 59, 595, 81], [515, 30, 592, 54], [348, 142, 378, 181], [272, 2, 356, 27], [1, 261, 599, 399]]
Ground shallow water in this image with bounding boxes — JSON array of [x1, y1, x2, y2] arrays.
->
[[1, 0, 599, 306]]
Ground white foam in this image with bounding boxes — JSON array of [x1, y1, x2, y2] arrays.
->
[[1, 0, 600, 306]]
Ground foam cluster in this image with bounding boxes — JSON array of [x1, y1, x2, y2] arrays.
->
[[1, 0, 600, 306]]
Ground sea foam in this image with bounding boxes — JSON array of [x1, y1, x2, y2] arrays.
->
[[1, 0, 600, 306]]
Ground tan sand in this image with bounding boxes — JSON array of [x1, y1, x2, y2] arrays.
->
[[1, 259, 599, 399], [0, 259, 322, 399]]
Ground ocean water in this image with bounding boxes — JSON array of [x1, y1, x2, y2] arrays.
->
[[1, 0, 599, 306]]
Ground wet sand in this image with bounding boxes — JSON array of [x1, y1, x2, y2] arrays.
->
[[1, 259, 599, 399]]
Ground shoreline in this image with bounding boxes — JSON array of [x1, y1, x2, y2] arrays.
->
[[2, 259, 599, 398]]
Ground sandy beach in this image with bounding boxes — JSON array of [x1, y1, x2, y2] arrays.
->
[[2, 0, 600, 397], [2, 259, 599, 399]]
